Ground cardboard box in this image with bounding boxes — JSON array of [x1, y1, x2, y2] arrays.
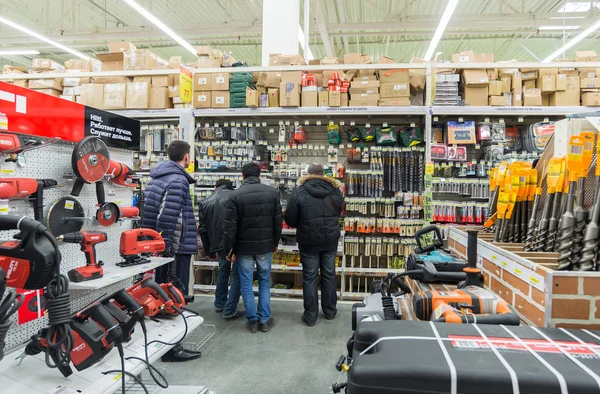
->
[[80, 84, 104, 109], [462, 69, 489, 85], [124, 49, 158, 70], [97, 52, 124, 71], [152, 75, 169, 87], [63, 87, 75, 96], [350, 80, 380, 88], [538, 75, 556, 95], [379, 98, 411, 106], [64, 59, 82, 70], [463, 86, 488, 105], [259, 72, 282, 88], [343, 53, 373, 64], [269, 53, 306, 66], [193, 91, 211, 108], [149, 87, 171, 109], [489, 95, 509, 106], [566, 76, 581, 90], [489, 80, 503, 96], [62, 77, 83, 87], [309, 59, 322, 65], [281, 71, 303, 84], [524, 88, 542, 106], [349, 87, 379, 95], [322, 57, 340, 65], [351, 93, 380, 100], [302, 91, 318, 107], [583, 92, 600, 106], [513, 90, 522, 107], [194, 73, 212, 91], [246, 88, 260, 108], [580, 68, 599, 78], [377, 56, 396, 64], [168, 56, 182, 69], [522, 71, 538, 81], [350, 99, 379, 107], [379, 69, 409, 83], [133, 76, 152, 84], [539, 68, 558, 77], [212, 73, 230, 91], [279, 82, 300, 107], [341, 92, 349, 107], [222, 52, 238, 67], [92, 76, 129, 84], [447, 121, 477, 144], [524, 80, 536, 90], [576, 50, 598, 62], [500, 76, 512, 93], [212, 92, 230, 108], [411, 90, 424, 106], [195, 45, 214, 57], [29, 78, 63, 90], [550, 90, 580, 106], [126, 82, 150, 109], [59, 95, 75, 102], [268, 89, 279, 107], [581, 78, 600, 89], [486, 69, 499, 80], [329, 91, 341, 107], [168, 86, 179, 98], [195, 58, 221, 68], [318, 90, 329, 107], [103, 83, 127, 109], [11, 80, 28, 88], [31, 89, 61, 97], [108, 41, 136, 52], [380, 82, 409, 98], [31, 58, 64, 72], [556, 74, 568, 91], [452, 50, 476, 63]]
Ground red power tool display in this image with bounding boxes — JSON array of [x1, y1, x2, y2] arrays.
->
[[127, 278, 182, 317], [106, 160, 138, 188], [0, 178, 57, 221], [59, 231, 107, 283], [118, 228, 165, 267]]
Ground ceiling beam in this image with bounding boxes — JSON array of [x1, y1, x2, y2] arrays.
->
[[312, 0, 334, 57], [334, 0, 350, 53]]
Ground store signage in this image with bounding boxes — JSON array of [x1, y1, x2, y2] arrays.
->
[[179, 65, 193, 104], [0, 81, 140, 150]]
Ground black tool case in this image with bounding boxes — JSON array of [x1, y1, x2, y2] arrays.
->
[[349, 320, 600, 394]]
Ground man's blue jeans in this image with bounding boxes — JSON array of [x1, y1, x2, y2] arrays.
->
[[237, 253, 272, 324]]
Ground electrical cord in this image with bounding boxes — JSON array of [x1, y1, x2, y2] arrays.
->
[[125, 320, 168, 389], [0, 278, 24, 361], [147, 307, 188, 347]]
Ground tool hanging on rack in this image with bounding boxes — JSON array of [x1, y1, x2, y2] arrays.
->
[[533, 157, 562, 251], [0, 133, 52, 163], [46, 197, 86, 236], [545, 159, 566, 252], [0, 178, 57, 222], [70, 136, 110, 203], [581, 133, 600, 271]]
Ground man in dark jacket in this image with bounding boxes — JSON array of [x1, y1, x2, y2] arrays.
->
[[224, 162, 282, 333], [284, 164, 343, 326], [198, 179, 244, 320], [143, 140, 200, 361]]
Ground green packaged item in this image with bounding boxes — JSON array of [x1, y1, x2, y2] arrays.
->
[[327, 124, 341, 145], [361, 126, 376, 142], [376, 125, 398, 146], [346, 125, 361, 142], [398, 126, 424, 147], [230, 81, 254, 92], [230, 73, 254, 83]]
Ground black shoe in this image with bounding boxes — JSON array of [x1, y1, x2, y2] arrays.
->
[[301, 314, 315, 327], [259, 317, 275, 332], [184, 295, 195, 304], [247, 320, 259, 334], [215, 307, 224, 313], [325, 312, 337, 321], [160, 344, 202, 362], [223, 310, 246, 320]]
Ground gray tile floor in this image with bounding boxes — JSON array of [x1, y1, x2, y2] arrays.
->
[[157, 295, 353, 394]]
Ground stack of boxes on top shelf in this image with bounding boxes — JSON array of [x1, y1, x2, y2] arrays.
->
[[192, 45, 232, 109]]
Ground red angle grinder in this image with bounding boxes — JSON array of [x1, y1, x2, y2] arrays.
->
[[127, 277, 183, 317], [58, 231, 107, 283], [0, 132, 47, 163], [0, 178, 57, 222], [117, 228, 165, 267]]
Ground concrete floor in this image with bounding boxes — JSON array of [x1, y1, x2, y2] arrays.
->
[[157, 295, 353, 394]]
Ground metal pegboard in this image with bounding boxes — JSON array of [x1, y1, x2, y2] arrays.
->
[[1, 141, 136, 353]]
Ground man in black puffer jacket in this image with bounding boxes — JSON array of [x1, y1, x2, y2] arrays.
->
[[284, 164, 344, 326], [224, 162, 282, 333]]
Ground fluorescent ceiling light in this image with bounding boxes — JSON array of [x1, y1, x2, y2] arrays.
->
[[539, 25, 580, 30], [297, 26, 313, 60], [558, 2, 599, 13], [424, 0, 460, 61], [122, 0, 197, 57], [542, 18, 600, 62], [0, 50, 40, 56], [550, 16, 586, 19], [0, 16, 90, 60]]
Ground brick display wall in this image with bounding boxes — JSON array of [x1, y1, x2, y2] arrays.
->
[[550, 274, 600, 330]]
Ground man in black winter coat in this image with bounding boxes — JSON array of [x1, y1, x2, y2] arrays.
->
[[198, 179, 244, 320], [224, 162, 282, 333], [284, 164, 344, 326]]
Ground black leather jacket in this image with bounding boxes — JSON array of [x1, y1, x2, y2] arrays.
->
[[198, 185, 234, 254]]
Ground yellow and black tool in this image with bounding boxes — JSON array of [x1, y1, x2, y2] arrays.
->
[[533, 157, 562, 251], [571, 132, 595, 270], [524, 169, 540, 251], [546, 157, 566, 252], [494, 188, 509, 242]]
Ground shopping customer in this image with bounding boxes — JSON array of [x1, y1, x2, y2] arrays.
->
[[143, 140, 201, 362], [283, 164, 343, 326], [224, 162, 282, 333], [198, 179, 244, 320]]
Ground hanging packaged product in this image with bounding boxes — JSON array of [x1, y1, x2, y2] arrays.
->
[[346, 125, 361, 143], [398, 125, 423, 147], [491, 122, 506, 142], [524, 121, 555, 153], [447, 121, 477, 144], [430, 144, 448, 160], [361, 126, 376, 142], [327, 123, 341, 144], [447, 146, 467, 161], [504, 126, 522, 151], [376, 125, 397, 146], [477, 122, 491, 141], [294, 125, 307, 143]]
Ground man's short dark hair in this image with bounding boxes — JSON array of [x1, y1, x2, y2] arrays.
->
[[167, 140, 190, 162], [242, 162, 261, 178], [215, 179, 233, 189], [308, 163, 324, 175]]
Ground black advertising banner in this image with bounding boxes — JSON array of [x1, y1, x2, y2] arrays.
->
[[84, 106, 140, 150]]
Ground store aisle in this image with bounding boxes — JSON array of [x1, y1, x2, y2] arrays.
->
[[158, 296, 353, 394]]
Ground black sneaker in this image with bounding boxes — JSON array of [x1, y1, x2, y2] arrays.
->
[[325, 312, 337, 321], [301, 314, 315, 327], [247, 320, 259, 333], [223, 310, 246, 320], [259, 317, 275, 332]]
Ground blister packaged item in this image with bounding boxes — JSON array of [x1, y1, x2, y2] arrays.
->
[[527, 122, 555, 153], [447, 145, 467, 161], [376, 125, 398, 146], [504, 126, 522, 151], [398, 126, 423, 147], [327, 123, 341, 145], [484, 144, 504, 162], [347, 125, 361, 143], [361, 126, 376, 142], [491, 122, 505, 142], [294, 125, 307, 143], [247, 127, 259, 141], [230, 126, 246, 141], [477, 122, 491, 141], [447, 121, 476, 144], [430, 144, 447, 160]]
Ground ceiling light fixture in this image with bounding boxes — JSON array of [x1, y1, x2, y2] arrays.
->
[[542, 18, 600, 62], [538, 25, 580, 30], [424, 0, 460, 61], [0, 50, 40, 56], [0, 16, 90, 60], [121, 0, 197, 57]]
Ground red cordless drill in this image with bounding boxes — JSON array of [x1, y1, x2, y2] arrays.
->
[[58, 231, 107, 282]]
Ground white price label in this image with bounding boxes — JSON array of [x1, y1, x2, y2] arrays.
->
[[294, 121, 299, 126], [475, 144, 481, 149], [316, 120, 322, 126], [410, 122, 415, 127], [262, 122, 267, 127], [279, 120, 284, 125], [433, 117, 439, 122], [248, 122, 253, 127], [366, 123, 370, 127], [224, 122, 229, 127], [383, 122, 388, 127], [340, 121, 345, 126], [214, 123, 219, 127], [458, 117, 464, 122], [242, 121, 247, 126], [350, 121, 356, 126], [304, 120, 310, 126], [518, 117, 523, 123], [204, 123, 210, 128], [269, 128, 275, 133], [329, 121, 334, 126], [499, 118, 504, 124], [285, 120, 291, 126], [236, 123, 241, 127], [484, 117, 490, 123], [544, 117, 550, 122]]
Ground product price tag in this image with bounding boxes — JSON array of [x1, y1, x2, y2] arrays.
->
[[279, 120, 284, 125], [294, 121, 299, 126], [350, 121, 356, 126], [242, 121, 247, 126], [235, 122, 241, 127], [0, 168, 14, 176], [410, 122, 416, 127], [224, 122, 229, 127], [214, 123, 219, 127], [204, 123, 210, 128], [248, 122, 253, 127], [499, 118, 504, 124], [304, 120, 310, 126], [340, 121, 345, 126], [285, 120, 291, 126], [366, 123, 371, 128], [475, 144, 480, 149], [518, 117, 524, 123], [316, 120, 322, 126], [544, 117, 550, 123], [484, 117, 490, 123], [425, 162, 434, 175], [433, 117, 439, 122], [262, 122, 267, 127], [458, 117, 464, 122], [339, 145, 344, 149], [383, 122, 388, 127]]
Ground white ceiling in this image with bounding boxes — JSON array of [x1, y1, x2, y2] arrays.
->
[[0, 0, 599, 68]]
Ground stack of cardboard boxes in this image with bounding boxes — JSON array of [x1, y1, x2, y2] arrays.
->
[[577, 51, 600, 106], [193, 72, 230, 108]]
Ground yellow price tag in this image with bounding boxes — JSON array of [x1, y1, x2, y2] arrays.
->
[[425, 162, 434, 175], [179, 65, 193, 104], [0, 169, 14, 175], [185, 162, 195, 173]]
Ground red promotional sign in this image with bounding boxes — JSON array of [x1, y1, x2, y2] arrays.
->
[[0, 81, 140, 150]]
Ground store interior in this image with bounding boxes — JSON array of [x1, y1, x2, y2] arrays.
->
[[0, 0, 600, 393]]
